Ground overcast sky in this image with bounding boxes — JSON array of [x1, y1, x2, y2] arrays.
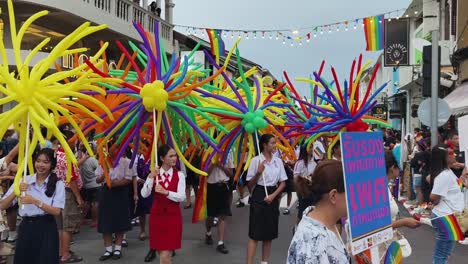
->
[[173, 0, 410, 96]]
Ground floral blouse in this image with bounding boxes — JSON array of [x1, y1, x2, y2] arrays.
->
[[287, 207, 350, 264]]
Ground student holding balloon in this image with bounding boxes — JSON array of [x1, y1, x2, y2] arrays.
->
[[141, 144, 185, 263], [0, 148, 65, 264], [246, 134, 287, 264]]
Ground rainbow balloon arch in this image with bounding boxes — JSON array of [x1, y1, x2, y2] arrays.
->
[[0, 0, 391, 221]]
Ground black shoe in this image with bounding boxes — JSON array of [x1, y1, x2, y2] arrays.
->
[[236, 201, 245, 208], [283, 209, 290, 215], [99, 251, 113, 261], [205, 234, 213, 245], [121, 239, 128, 248], [144, 250, 156, 262], [111, 250, 122, 260], [216, 243, 229, 254]]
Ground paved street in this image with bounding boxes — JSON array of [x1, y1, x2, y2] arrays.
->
[[8, 192, 468, 263], [56, 193, 297, 264]]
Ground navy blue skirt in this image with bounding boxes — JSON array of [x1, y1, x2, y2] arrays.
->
[[14, 214, 59, 264], [98, 185, 131, 234]]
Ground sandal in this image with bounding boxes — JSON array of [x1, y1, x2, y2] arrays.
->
[[0, 256, 6, 264], [121, 239, 128, 248], [112, 250, 122, 260], [61, 252, 83, 263], [183, 203, 192, 209], [98, 251, 113, 261]]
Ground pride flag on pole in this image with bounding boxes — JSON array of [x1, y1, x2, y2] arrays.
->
[[432, 214, 465, 241], [206, 29, 225, 57], [363, 15, 385, 51]]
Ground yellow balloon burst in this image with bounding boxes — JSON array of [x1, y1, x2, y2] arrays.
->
[[0, 0, 116, 195]]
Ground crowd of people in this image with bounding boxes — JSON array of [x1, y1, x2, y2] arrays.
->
[[0, 125, 466, 264]]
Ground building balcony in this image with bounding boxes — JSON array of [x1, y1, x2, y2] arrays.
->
[[10, 0, 173, 53]]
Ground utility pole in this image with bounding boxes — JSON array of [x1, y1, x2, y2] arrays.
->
[[424, 0, 440, 147], [431, 28, 439, 147]]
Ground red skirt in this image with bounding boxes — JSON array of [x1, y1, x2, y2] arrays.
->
[[149, 203, 182, 250]]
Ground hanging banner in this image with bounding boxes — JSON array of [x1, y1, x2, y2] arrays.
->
[[340, 132, 393, 255], [384, 18, 410, 66]]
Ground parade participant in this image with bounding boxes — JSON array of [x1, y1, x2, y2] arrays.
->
[[184, 147, 200, 209], [77, 142, 99, 228], [282, 157, 295, 215], [141, 144, 185, 263], [312, 138, 326, 162], [246, 134, 287, 264], [0, 148, 65, 264], [235, 170, 248, 207], [446, 131, 465, 178], [54, 131, 84, 263], [204, 154, 232, 254], [429, 144, 464, 264], [0, 143, 18, 245], [287, 160, 350, 264], [331, 141, 342, 161], [293, 145, 317, 222], [96, 145, 136, 261], [385, 151, 421, 228], [133, 154, 152, 241]]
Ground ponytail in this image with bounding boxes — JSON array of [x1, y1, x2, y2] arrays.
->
[[45, 172, 59, 197]]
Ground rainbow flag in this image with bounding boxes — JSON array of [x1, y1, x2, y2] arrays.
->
[[384, 241, 403, 264], [457, 178, 464, 192], [192, 175, 207, 223], [206, 29, 225, 57], [363, 15, 385, 51], [432, 214, 465, 241]]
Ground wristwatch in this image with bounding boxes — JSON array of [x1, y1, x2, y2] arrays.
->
[[38, 201, 44, 208]]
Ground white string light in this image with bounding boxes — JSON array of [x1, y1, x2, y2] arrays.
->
[[176, 4, 425, 47]]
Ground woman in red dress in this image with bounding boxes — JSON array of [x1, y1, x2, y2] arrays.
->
[[141, 144, 186, 263]]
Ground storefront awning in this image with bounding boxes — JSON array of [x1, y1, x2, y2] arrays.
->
[[444, 82, 468, 116]]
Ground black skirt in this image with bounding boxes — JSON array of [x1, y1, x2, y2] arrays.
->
[[98, 185, 132, 234], [14, 214, 59, 264], [248, 185, 280, 241], [207, 182, 232, 217]]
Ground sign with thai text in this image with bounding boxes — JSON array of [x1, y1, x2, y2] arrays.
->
[[340, 132, 393, 254]]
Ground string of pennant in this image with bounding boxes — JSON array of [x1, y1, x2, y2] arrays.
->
[[174, 3, 425, 47]]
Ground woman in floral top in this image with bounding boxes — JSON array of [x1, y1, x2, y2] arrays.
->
[[287, 160, 350, 264]]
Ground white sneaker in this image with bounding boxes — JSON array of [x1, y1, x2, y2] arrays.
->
[[458, 238, 468, 245]]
